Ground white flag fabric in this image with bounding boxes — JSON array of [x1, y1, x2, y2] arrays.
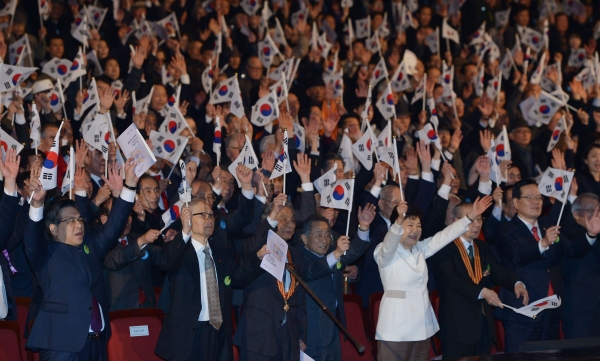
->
[[270, 129, 292, 179], [290, 8, 308, 28], [411, 75, 426, 105], [39, 122, 64, 190], [210, 76, 237, 104], [258, 33, 279, 69], [47, 78, 64, 114], [160, 105, 187, 135], [528, 91, 564, 125], [530, 52, 546, 85], [314, 162, 337, 194], [442, 18, 460, 44], [547, 116, 567, 152], [240, 0, 260, 15], [0, 0, 16, 17], [68, 48, 87, 85], [42, 57, 72, 86], [441, 63, 453, 99], [134, 87, 153, 116], [229, 77, 245, 118], [355, 17, 370, 39], [81, 78, 99, 123], [161, 64, 173, 85], [366, 30, 380, 54], [496, 125, 512, 161], [270, 77, 288, 105], [268, 58, 292, 81], [475, 65, 485, 97], [543, 19, 550, 50], [320, 178, 354, 210], [61, 146, 74, 195], [323, 69, 344, 99], [202, 59, 213, 93], [251, 90, 279, 128], [71, 13, 89, 47], [82, 113, 108, 153], [351, 130, 373, 170], [30, 102, 42, 149], [568, 48, 587, 68], [361, 86, 372, 121], [213, 115, 222, 166], [425, 30, 438, 54], [500, 51, 514, 80], [376, 83, 396, 120], [469, 21, 486, 46], [377, 121, 392, 156], [273, 18, 288, 47], [341, 0, 353, 8], [0, 64, 37, 92], [228, 134, 259, 187], [292, 122, 305, 153], [521, 27, 544, 53], [391, 61, 411, 92], [562, 0, 585, 17], [417, 123, 442, 152], [86, 5, 108, 29], [149, 130, 189, 164], [495, 8, 510, 28], [161, 200, 184, 229], [369, 57, 388, 87], [538, 167, 572, 203], [8, 36, 31, 65], [317, 33, 333, 59], [510, 295, 561, 319], [0, 127, 24, 157], [154, 12, 179, 40], [486, 72, 502, 100], [178, 160, 191, 203], [338, 133, 355, 173], [488, 138, 503, 185]]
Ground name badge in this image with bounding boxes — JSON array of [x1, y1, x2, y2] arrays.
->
[[129, 325, 149, 337]]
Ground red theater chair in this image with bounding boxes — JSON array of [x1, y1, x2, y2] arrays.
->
[[107, 308, 165, 361], [0, 320, 24, 361], [340, 294, 373, 360]]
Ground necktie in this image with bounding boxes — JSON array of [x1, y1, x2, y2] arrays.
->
[[120, 238, 127, 247], [531, 226, 554, 296], [154, 175, 169, 209], [98, 178, 104, 188], [467, 244, 474, 262], [90, 295, 102, 334], [3, 250, 17, 274], [219, 207, 227, 215], [203, 248, 223, 330]]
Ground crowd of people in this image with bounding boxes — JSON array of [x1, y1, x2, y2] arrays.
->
[[0, 0, 600, 360]]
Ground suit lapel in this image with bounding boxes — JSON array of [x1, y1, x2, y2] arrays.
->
[[185, 243, 201, 288]]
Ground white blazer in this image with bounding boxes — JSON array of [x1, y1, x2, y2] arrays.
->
[[374, 216, 471, 342]]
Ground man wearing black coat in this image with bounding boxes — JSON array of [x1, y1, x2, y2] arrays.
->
[[430, 202, 528, 359]]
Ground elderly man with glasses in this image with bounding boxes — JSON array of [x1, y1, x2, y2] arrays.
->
[[23, 158, 139, 361], [493, 179, 596, 352]]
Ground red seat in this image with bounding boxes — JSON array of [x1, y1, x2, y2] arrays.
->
[[15, 297, 30, 361], [107, 308, 165, 361], [340, 294, 372, 361], [494, 319, 505, 352], [368, 292, 383, 358], [0, 320, 24, 361], [154, 287, 162, 305]]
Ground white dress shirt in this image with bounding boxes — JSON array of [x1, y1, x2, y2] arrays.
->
[[182, 233, 218, 321]]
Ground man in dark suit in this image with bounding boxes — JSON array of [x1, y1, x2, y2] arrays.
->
[[559, 193, 600, 338], [494, 179, 576, 353], [100, 197, 163, 311], [155, 178, 266, 361], [234, 193, 330, 361], [300, 208, 375, 361], [0, 149, 25, 321], [430, 202, 528, 359], [23, 158, 138, 360]]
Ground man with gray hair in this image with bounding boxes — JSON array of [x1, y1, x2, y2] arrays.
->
[[561, 193, 600, 338], [430, 202, 527, 359]]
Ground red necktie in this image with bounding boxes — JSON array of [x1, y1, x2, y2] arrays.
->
[[532, 226, 554, 296], [220, 207, 227, 215], [120, 239, 127, 247], [154, 175, 169, 209]]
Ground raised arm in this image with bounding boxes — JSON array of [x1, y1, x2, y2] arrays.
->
[[375, 201, 409, 268], [23, 165, 49, 272], [0, 148, 21, 250]]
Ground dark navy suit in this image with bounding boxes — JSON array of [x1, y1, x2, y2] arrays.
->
[[23, 193, 133, 357], [0, 191, 22, 320]]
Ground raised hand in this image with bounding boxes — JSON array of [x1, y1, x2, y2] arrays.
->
[[124, 157, 139, 188], [236, 164, 253, 190], [479, 130, 491, 153], [101, 162, 123, 197], [279, 112, 294, 135], [357, 203, 377, 229], [476, 156, 491, 181], [394, 200, 408, 225], [551, 148, 566, 171], [541, 226, 561, 247], [181, 206, 192, 234], [186, 161, 197, 181], [323, 112, 340, 138], [416, 141, 431, 171], [133, 198, 146, 221], [268, 193, 287, 220], [492, 186, 503, 207], [170, 52, 188, 75], [449, 128, 463, 153], [441, 162, 454, 185], [131, 46, 146, 69], [99, 86, 117, 112], [292, 153, 311, 183], [73, 166, 87, 192], [468, 196, 494, 219], [333, 236, 350, 259], [261, 151, 275, 172], [373, 162, 386, 187], [404, 147, 419, 175], [114, 89, 130, 114], [93, 185, 112, 206], [29, 166, 46, 207], [75, 139, 89, 168], [211, 166, 222, 190], [0, 148, 20, 193]]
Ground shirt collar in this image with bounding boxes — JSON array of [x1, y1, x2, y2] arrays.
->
[[460, 236, 473, 249], [380, 214, 391, 229], [191, 238, 208, 253], [517, 215, 539, 231]]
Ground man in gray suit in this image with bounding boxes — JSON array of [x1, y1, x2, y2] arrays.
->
[[300, 204, 376, 361]]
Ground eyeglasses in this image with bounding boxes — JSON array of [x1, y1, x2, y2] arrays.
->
[[192, 212, 215, 220], [519, 195, 543, 202], [59, 217, 85, 225]]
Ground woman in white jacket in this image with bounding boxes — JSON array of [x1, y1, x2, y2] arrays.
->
[[374, 196, 492, 361]]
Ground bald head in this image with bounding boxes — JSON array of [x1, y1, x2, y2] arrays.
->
[[453, 203, 472, 221]]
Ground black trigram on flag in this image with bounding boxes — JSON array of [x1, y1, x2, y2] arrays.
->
[[546, 185, 552, 193], [324, 179, 330, 187], [344, 182, 351, 190], [4, 82, 10, 89], [176, 139, 182, 146], [156, 147, 163, 154], [358, 144, 365, 151], [101, 145, 108, 153], [5, 68, 12, 76], [94, 134, 100, 142], [274, 163, 283, 172], [42, 172, 53, 180], [169, 112, 176, 118], [31, 110, 37, 118], [548, 170, 554, 178], [345, 198, 350, 206], [326, 195, 332, 203], [157, 136, 165, 141], [247, 157, 255, 165]]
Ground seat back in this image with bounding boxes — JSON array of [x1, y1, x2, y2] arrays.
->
[[108, 309, 165, 361], [15, 297, 30, 361], [0, 321, 24, 361], [368, 292, 383, 358], [340, 294, 372, 361]]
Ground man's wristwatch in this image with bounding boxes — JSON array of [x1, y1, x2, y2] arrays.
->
[[358, 224, 369, 232], [123, 183, 137, 191]]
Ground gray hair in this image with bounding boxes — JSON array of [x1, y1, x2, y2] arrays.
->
[[452, 202, 472, 220], [380, 185, 399, 201], [262, 201, 295, 221], [259, 135, 277, 154], [571, 193, 599, 214]]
